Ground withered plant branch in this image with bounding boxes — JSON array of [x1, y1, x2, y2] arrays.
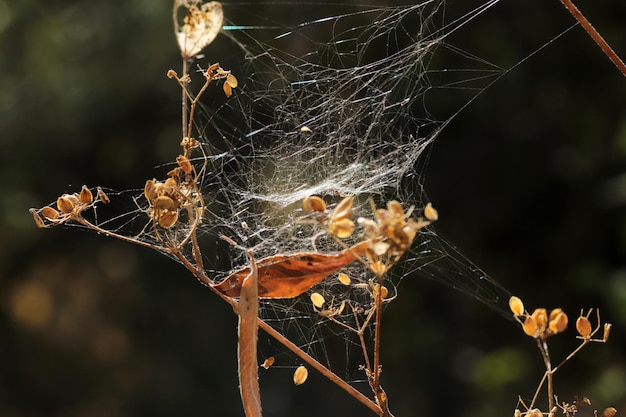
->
[[370, 270, 393, 417], [238, 251, 262, 417], [558, 0, 626, 77]]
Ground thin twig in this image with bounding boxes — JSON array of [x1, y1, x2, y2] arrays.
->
[[558, 0, 626, 77]]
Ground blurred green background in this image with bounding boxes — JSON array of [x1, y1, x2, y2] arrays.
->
[[1, 1, 625, 416]]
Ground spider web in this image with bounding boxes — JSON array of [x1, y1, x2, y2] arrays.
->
[[39, 0, 553, 394]]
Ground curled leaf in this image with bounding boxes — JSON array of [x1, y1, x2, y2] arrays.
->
[[215, 241, 368, 299]]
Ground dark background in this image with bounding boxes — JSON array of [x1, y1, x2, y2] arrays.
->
[[1, 1, 625, 416]]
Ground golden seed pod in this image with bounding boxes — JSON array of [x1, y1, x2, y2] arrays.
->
[[548, 311, 568, 334], [303, 195, 326, 212], [531, 308, 548, 331], [424, 202, 438, 221], [226, 73, 238, 88], [310, 292, 325, 308], [509, 296, 524, 316], [387, 200, 405, 216], [158, 210, 179, 229], [602, 407, 617, 417], [176, 155, 193, 173], [57, 195, 75, 214], [41, 206, 60, 221], [329, 218, 355, 239], [164, 177, 177, 189], [154, 196, 179, 211], [576, 316, 592, 338], [373, 284, 388, 300], [79, 185, 93, 204], [370, 261, 386, 276], [603, 323, 612, 342], [30, 208, 45, 228], [523, 316, 538, 337], [527, 409, 542, 417], [300, 126, 311, 132], [332, 196, 354, 220], [337, 273, 351, 285], [261, 357, 275, 369], [97, 187, 110, 204], [144, 180, 158, 201], [223, 81, 233, 97], [293, 365, 308, 386]]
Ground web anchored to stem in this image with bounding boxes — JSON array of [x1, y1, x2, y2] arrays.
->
[[29, 1, 623, 416]]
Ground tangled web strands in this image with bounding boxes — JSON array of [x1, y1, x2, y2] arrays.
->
[[205, 2, 451, 260]]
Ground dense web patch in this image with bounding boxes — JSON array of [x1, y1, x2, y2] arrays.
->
[[32, 0, 520, 389]]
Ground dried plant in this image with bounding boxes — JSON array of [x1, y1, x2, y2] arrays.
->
[[28, 1, 624, 417]]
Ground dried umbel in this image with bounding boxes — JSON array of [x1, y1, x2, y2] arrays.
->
[[30, 185, 109, 229], [509, 296, 568, 339]]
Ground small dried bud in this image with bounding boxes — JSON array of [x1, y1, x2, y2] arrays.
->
[[509, 296, 524, 316], [41, 206, 60, 221], [167, 69, 178, 79], [387, 200, 405, 216], [310, 292, 325, 308], [79, 185, 93, 204], [424, 202, 438, 221], [528, 408, 542, 417], [30, 208, 45, 228], [293, 365, 308, 386], [176, 155, 193, 173], [57, 195, 76, 214], [303, 195, 326, 212], [576, 316, 592, 338]]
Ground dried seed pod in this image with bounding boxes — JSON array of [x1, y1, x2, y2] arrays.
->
[[57, 195, 75, 214], [261, 357, 275, 369], [164, 177, 177, 190], [158, 210, 179, 228], [531, 308, 548, 331], [424, 202, 438, 221], [303, 195, 326, 212], [387, 200, 405, 216], [226, 73, 238, 88], [509, 296, 524, 316], [329, 218, 355, 238], [523, 316, 538, 337], [293, 365, 308, 386], [310, 292, 325, 308], [167, 69, 178, 79], [372, 284, 388, 300], [332, 196, 354, 220], [548, 310, 568, 334], [30, 208, 45, 228], [154, 196, 179, 211], [602, 407, 617, 417], [223, 81, 232, 97], [176, 155, 193, 173], [41, 206, 60, 221], [79, 185, 93, 204], [300, 126, 311, 132], [528, 409, 542, 417], [370, 261, 386, 276], [144, 180, 158, 201], [337, 273, 351, 285], [576, 316, 592, 338], [97, 187, 110, 204]]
